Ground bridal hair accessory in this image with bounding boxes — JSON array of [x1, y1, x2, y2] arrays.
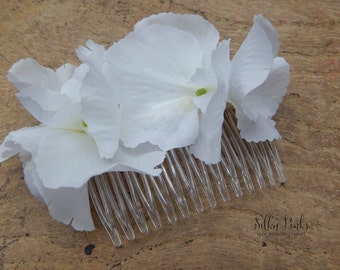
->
[[0, 13, 289, 247]]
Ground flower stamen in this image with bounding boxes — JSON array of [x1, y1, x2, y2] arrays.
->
[[195, 88, 208, 97]]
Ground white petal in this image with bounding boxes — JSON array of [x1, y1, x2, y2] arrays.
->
[[33, 128, 116, 188], [47, 102, 83, 130], [106, 24, 202, 85], [9, 59, 71, 124], [7, 58, 62, 92], [0, 140, 19, 162], [56, 63, 77, 83], [1, 129, 42, 201], [230, 17, 275, 101], [254, 15, 280, 56], [190, 87, 226, 163], [77, 40, 121, 158], [18, 64, 88, 130], [23, 160, 94, 231], [237, 109, 281, 142], [106, 24, 203, 150], [23, 158, 45, 203], [135, 12, 220, 66], [0, 126, 43, 162], [121, 100, 200, 150], [15, 87, 70, 125], [77, 39, 106, 71], [212, 40, 232, 90], [80, 67, 120, 158], [111, 142, 166, 176], [8, 60, 86, 126], [45, 184, 94, 231], [190, 41, 231, 163], [60, 64, 89, 103], [243, 57, 290, 120]]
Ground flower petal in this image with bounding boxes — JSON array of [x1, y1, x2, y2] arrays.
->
[[1, 126, 164, 190], [254, 15, 280, 57], [23, 159, 94, 231], [190, 88, 226, 163], [135, 12, 220, 66], [77, 39, 107, 71], [23, 159, 45, 203], [106, 24, 203, 150], [0, 126, 109, 189], [243, 57, 290, 120], [5, 128, 96, 231], [59, 64, 89, 103], [211, 40, 232, 92], [56, 63, 77, 84], [15, 87, 70, 125], [7, 58, 62, 92], [80, 67, 121, 158], [47, 102, 83, 130], [190, 40, 231, 163], [106, 24, 202, 85], [8, 60, 87, 127], [45, 183, 94, 231], [111, 142, 166, 176], [33, 127, 116, 188], [0, 126, 42, 163], [120, 100, 200, 150], [230, 15, 277, 101], [236, 108, 281, 142], [78, 43, 120, 158]]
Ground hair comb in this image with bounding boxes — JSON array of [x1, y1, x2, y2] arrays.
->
[[89, 108, 286, 247], [0, 13, 289, 249]]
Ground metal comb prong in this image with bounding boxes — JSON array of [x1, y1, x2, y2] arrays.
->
[[88, 108, 286, 247]]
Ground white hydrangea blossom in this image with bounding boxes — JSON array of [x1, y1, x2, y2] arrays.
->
[[104, 13, 231, 163], [0, 59, 165, 230]]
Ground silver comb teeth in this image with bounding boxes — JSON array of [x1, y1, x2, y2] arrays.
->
[[88, 109, 286, 247]]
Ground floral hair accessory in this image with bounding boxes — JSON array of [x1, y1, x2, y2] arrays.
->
[[85, 12, 231, 164], [0, 13, 289, 235]]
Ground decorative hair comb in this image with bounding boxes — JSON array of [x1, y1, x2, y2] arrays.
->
[[89, 108, 286, 247], [0, 13, 289, 248]]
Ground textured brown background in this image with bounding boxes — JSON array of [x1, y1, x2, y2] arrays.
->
[[0, 0, 339, 269]]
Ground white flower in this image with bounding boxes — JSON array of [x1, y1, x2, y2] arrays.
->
[[0, 59, 165, 230], [104, 12, 231, 163], [229, 15, 290, 142]]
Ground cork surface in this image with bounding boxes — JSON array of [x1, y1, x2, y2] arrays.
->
[[0, 0, 339, 269]]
